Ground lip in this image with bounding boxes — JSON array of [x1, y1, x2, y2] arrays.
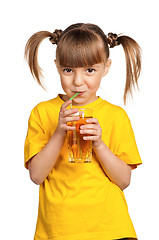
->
[[73, 91, 85, 96]]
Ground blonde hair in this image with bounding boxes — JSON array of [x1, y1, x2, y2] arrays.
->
[[24, 23, 141, 104]]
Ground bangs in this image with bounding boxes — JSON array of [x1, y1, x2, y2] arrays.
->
[[56, 29, 106, 67]]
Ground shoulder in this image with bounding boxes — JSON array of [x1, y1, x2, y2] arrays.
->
[[30, 96, 61, 119], [33, 96, 61, 112], [99, 99, 129, 120]]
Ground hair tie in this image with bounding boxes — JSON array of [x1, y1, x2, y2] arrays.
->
[[107, 32, 120, 48], [49, 29, 63, 44]]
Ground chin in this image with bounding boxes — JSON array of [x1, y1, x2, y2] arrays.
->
[[74, 100, 89, 106]]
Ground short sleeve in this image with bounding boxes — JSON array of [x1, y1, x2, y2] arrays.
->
[[115, 110, 142, 169], [24, 106, 47, 169]]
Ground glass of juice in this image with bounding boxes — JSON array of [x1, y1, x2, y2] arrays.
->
[[67, 108, 93, 163]]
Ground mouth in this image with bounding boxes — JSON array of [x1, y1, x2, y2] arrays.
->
[[73, 91, 85, 96]]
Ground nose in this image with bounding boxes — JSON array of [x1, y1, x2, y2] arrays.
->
[[73, 71, 84, 86]]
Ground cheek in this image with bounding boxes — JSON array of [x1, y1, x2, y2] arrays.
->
[[87, 76, 101, 90], [60, 76, 70, 90]]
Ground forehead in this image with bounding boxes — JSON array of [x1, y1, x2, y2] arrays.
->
[[56, 30, 107, 67]]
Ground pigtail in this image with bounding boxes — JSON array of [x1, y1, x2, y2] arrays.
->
[[108, 33, 141, 104], [118, 35, 141, 104], [24, 31, 54, 88]]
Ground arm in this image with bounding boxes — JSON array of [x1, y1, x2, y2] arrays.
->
[[93, 141, 132, 190], [28, 100, 79, 185], [28, 129, 65, 185], [80, 118, 132, 190]]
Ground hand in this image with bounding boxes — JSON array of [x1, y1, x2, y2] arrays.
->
[[56, 100, 80, 137], [79, 118, 103, 148]]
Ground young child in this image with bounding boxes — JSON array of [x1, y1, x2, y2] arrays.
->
[[24, 23, 142, 240]]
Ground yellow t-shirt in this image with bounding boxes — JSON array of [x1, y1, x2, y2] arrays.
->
[[24, 95, 142, 240]]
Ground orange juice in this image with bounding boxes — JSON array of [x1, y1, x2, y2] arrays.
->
[[67, 109, 93, 163]]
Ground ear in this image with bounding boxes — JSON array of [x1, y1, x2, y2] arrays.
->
[[54, 59, 60, 73], [102, 59, 112, 77], [54, 59, 57, 67]]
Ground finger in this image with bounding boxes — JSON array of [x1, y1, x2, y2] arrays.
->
[[60, 124, 76, 132], [86, 118, 99, 124], [63, 108, 79, 117], [60, 99, 72, 112], [59, 107, 78, 121], [66, 125, 76, 131], [80, 129, 97, 135], [83, 136, 100, 141], [80, 124, 98, 130], [64, 116, 80, 123]]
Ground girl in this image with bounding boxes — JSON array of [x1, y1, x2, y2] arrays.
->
[[24, 23, 142, 240]]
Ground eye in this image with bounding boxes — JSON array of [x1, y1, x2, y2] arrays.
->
[[87, 68, 95, 73], [63, 68, 73, 73]]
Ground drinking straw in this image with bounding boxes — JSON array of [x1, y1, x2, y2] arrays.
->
[[69, 92, 80, 108], [70, 92, 80, 101]]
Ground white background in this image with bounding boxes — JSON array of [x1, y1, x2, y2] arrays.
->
[[0, 0, 159, 239]]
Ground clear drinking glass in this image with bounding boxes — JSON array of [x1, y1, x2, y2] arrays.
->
[[67, 108, 93, 163]]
